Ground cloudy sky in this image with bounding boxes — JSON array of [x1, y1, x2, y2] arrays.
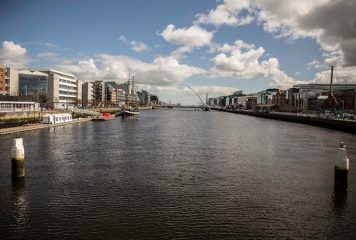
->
[[1, 0, 355, 104]]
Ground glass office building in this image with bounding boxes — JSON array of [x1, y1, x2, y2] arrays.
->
[[19, 72, 48, 97]]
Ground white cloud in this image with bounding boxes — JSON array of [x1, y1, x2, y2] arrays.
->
[[118, 35, 149, 52], [194, 0, 356, 67], [194, 0, 253, 26], [210, 39, 304, 89], [306, 59, 326, 70], [313, 66, 356, 84], [57, 54, 206, 85], [211, 40, 265, 78], [56, 58, 100, 80], [160, 24, 214, 57], [0, 41, 29, 68], [185, 85, 239, 96]]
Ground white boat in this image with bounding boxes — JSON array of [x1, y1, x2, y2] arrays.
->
[[122, 108, 140, 118]]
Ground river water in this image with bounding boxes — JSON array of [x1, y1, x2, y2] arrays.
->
[[0, 109, 355, 239]]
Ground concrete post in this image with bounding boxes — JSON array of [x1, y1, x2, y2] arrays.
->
[[11, 137, 25, 178], [334, 142, 349, 190]]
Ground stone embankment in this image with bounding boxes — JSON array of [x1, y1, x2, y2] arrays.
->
[[214, 108, 356, 133], [0, 118, 91, 136]]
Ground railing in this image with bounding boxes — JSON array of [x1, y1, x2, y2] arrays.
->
[[71, 108, 101, 116]]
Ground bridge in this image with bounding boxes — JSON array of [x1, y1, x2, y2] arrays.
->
[[157, 105, 210, 109], [157, 84, 212, 110]]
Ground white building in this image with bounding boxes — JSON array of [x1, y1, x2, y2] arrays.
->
[[77, 80, 83, 106], [40, 69, 78, 109], [82, 81, 94, 106], [42, 113, 73, 124], [0, 100, 39, 112]]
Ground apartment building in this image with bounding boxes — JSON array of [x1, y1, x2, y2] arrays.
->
[[39, 69, 78, 109], [82, 82, 94, 106]]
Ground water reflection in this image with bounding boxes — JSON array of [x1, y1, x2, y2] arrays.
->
[[1, 110, 356, 239], [331, 189, 348, 217], [11, 178, 29, 228]]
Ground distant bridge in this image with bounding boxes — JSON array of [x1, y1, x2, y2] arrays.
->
[[183, 83, 211, 110], [157, 105, 209, 109]]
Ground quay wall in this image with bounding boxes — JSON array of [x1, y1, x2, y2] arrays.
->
[[0, 118, 91, 136], [0, 111, 42, 121], [0, 111, 69, 129], [214, 108, 356, 134]]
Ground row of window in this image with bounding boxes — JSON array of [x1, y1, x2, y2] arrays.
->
[[54, 116, 72, 121], [59, 84, 77, 91], [59, 90, 76, 96], [59, 78, 76, 85], [0, 102, 36, 111], [59, 96, 76, 101]]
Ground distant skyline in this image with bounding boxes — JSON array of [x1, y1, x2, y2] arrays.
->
[[1, 0, 355, 104]]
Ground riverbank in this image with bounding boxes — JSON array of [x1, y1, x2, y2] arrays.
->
[[214, 108, 356, 133], [0, 118, 91, 136]]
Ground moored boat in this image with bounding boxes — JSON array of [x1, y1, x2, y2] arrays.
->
[[121, 108, 140, 118], [92, 112, 114, 121]]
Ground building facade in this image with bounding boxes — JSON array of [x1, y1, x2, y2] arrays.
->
[[82, 82, 94, 107], [40, 69, 78, 109], [93, 81, 106, 106], [18, 70, 48, 103], [0, 66, 9, 95]]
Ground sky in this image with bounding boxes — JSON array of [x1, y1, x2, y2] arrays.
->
[[0, 0, 356, 105]]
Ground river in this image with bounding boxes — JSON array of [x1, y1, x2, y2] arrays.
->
[[0, 109, 355, 239]]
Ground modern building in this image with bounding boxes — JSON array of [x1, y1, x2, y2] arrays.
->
[[82, 82, 94, 107], [0, 96, 39, 112], [77, 80, 83, 106], [39, 69, 78, 109], [208, 98, 217, 106], [150, 95, 159, 105], [116, 89, 126, 106], [105, 83, 117, 104], [18, 70, 48, 104], [137, 90, 150, 105], [0, 66, 9, 95], [291, 84, 356, 112], [93, 81, 106, 106], [0, 67, 19, 96]]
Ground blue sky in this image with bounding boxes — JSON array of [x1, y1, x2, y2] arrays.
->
[[1, 0, 355, 104]]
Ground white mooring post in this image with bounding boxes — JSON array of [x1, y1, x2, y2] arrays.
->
[[334, 142, 349, 190], [11, 137, 25, 178]]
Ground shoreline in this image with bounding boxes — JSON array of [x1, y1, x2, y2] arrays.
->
[[0, 118, 91, 136], [214, 108, 356, 134]]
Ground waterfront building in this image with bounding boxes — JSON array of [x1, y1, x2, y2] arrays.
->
[[272, 90, 287, 111], [137, 90, 150, 106], [236, 95, 249, 109], [150, 95, 159, 105], [216, 96, 226, 107], [82, 82, 94, 107], [0, 96, 39, 112], [0, 67, 19, 96], [208, 98, 217, 106], [93, 81, 106, 106], [39, 69, 78, 109], [325, 89, 356, 114], [246, 94, 258, 110], [18, 70, 48, 105], [105, 83, 117, 104], [0, 66, 9, 95], [116, 89, 126, 106], [233, 90, 244, 96], [76, 80, 83, 106], [291, 84, 356, 112], [42, 113, 73, 124]]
